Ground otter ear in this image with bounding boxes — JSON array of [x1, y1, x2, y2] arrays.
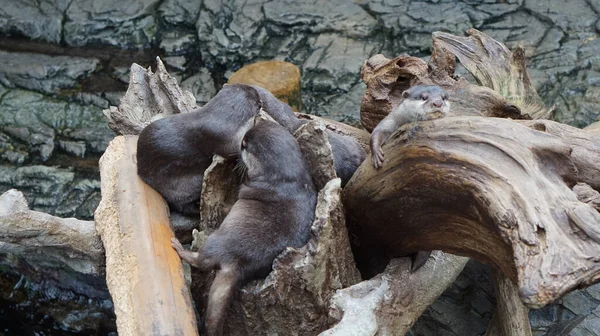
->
[[402, 90, 409, 99]]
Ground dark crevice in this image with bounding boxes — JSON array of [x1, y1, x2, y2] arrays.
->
[[0, 35, 165, 93]]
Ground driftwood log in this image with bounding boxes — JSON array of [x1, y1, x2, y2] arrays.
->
[[0, 188, 104, 276], [344, 29, 600, 335], [94, 135, 198, 336]]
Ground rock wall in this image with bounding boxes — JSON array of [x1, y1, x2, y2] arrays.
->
[[0, 0, 599, 335]]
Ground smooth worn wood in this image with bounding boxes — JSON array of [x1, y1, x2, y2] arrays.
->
[[94, 135, 198, 336], [321, 252, 469, 336], [493, 271, 532, 336], [0, 189, 104, 275], [432, 29, 553, 120], [344, 117, 600, 308]]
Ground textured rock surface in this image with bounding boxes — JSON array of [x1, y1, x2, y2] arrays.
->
[[0, 50, 99, 94], [0, 0, 600, 334], [0, 189, 114, 334]]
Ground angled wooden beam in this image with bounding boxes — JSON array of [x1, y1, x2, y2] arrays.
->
[[95, 135, 198, 336]]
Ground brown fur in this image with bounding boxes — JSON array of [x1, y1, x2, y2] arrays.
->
[[136, 84, 261, 215], [171, 121, 317, 336]]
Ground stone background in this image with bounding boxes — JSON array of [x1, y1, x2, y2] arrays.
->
[[0, 0, 599, 334]]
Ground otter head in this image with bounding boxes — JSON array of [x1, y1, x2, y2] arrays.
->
[[240, 121, 310, 184], [402, 85, 450, 119]]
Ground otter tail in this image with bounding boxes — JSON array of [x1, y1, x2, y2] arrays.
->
[[204, 264, 241, 336]]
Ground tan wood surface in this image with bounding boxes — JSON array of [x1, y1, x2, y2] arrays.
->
[[95, 135, 199, 336]]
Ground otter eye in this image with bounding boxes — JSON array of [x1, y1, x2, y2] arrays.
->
[[421, 94, 428, 101], [241, 139, 247, 149], [442, 94, 448, 100]]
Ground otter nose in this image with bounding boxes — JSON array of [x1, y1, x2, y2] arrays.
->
[[432, 99, 443, 108]]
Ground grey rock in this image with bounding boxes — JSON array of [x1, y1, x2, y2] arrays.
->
[[0, 89, 113, 163], [303, 34, 380, 92], [0, 165, 73, 212], [315, 82, 366, 128], [180, 68, 217, 105], [64, 0, 159, 48], [410, 260, 494, 336], [263, 0, 378, 38], [0, 0, 65, 43], [481, 12, 548, 55], [112, 66, 131, 84], [158, 0, 201, 26], [0, 165, 100, 219], [525, 0, 598, 33], [55, 179, 101, 218], [196, 0, 268, 65], [163, 56, 188, 72], [563, 290, 599, 316], [0, 51, 99, 95], [160, 31, 197, 55]]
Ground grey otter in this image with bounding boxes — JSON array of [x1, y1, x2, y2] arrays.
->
[[136, 84, 261, 215], [370, 85, 450, 169], [369, 85, 450, 272], [137, 83, 365, 216], [171, 120, 317, 336], [250, 84, 366, 185]]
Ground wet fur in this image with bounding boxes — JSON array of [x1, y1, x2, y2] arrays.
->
[[136, 84, 261, 215], [370, 85, 450, 170], [171, 121, 317, 336]]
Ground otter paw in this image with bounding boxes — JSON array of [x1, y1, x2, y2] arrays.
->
[[171, 237, 184, 253], [372, 148, 385, 169]]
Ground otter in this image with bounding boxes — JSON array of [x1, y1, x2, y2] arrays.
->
[[171, 120, 317, 336], [250, 84, 366, 185], [136, 84, 261, 215], [370, 85, 450, 169], [137, 83, 365, 216]]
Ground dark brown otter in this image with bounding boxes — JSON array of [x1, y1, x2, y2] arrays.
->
[[137, 84, 365, 216], [171, 120, 317, 336], [250, 84, 366, 185], [136, 84, 261, 215]]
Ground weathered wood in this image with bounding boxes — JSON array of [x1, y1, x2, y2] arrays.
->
[[359, 29, 553, 132], [320, 252, 469, 336], [94, 135, 198, 336], [198, 155, 240, 232], [492, 271, 532, 336], [103, 56, 198, 135], [432, 29, 553, 120], [585, 120, 600, 135], [343, 116, 600, 308], [295, 112, 371, 153], [0, 189, 104, 275]]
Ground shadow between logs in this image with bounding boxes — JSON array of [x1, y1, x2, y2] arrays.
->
[[343, 116, 600, 308]]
